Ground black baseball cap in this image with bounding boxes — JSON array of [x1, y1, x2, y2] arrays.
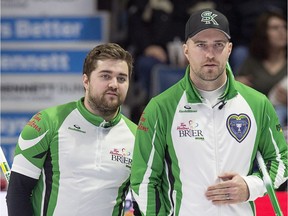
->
[[185, 8, 231, 41]]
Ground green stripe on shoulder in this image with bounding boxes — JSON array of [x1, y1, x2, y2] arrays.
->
[[235, 81, 268, 105], [44, 100, 77, 120], [122, 115, 137, 135]]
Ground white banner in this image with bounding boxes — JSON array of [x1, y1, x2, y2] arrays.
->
[[2, 74, 84, 111], [1, 0, 97, 16]]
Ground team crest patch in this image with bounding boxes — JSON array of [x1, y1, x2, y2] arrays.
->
[[226, 113, 251, 142]]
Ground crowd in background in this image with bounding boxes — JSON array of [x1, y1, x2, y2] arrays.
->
[[236, 11, 287, 129], [0, 0, 287, 207], [99, 0, 287, 131]]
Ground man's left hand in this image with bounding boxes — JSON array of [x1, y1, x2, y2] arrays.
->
[[205, 172, 249, 204]]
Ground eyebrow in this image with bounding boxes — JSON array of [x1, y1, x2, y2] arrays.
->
[[99, 70, 128, 77], [193, 39, 229, 43]]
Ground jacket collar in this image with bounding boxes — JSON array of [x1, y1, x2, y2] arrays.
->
[[77, 97, 122, 127], [184, 62, 238, 103]]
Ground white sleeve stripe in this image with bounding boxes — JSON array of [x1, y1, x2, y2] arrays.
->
[[268, 127, 287, 188], [11, 154, 41, 179], [138, 120, 158, 215]]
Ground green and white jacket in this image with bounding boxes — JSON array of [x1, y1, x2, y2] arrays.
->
[[131, 65, 287, 216], [11, 98, 137, 216]]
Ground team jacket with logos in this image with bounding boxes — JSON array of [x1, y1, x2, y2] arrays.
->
[[131, 65, 287, 216], [7, 98, 137, 216]]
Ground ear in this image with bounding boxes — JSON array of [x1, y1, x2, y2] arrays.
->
[[83, 74, 89, 91], [183, 43, 189, 60], [227, 42, 233, 56]]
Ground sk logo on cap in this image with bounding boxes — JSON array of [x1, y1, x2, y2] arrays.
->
[[201, 11, 219, 25]]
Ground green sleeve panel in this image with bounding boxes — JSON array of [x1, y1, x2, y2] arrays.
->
[[236, 82, 287, 188], [122, 115, 137, 136], [13, 101, 77, 177], [131, 99, 166, 215], [257, 98, 287, 187], [131, 81, 186, 215]]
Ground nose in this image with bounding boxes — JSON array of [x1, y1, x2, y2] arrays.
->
[[205, 46, 215, 59], [108, 77, 118, 89]]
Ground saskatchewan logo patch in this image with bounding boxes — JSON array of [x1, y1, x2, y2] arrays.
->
[[226, 113, 251, 142]]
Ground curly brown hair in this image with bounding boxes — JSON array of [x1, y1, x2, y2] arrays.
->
[[83, 43, 134, 79]]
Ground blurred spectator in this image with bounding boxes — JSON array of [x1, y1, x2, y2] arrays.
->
[[269, 75, 287, 191], [124, 0, 186, 122], [236, 11, 287, 126], [269, 76, 287, 128], [225, 0, 287, 72], [124, 0, 219, 122], [125, 0, 188, 95]]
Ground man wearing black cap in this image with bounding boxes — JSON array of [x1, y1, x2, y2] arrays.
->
[[130, 8, 287, 215]]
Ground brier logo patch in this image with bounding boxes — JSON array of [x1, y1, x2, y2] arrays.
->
[[226, 113, 251, 142], [110, 148, 132, 166], [176, 120, 204, 140]]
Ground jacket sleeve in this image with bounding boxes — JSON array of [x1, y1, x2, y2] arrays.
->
[[9, 111, 51, 179], [6, 111, 52, 214], [131, 99, 167, 215], [6, 171, 38, 216], [246, 98, 288, 200], [259, 99, 288, 188]]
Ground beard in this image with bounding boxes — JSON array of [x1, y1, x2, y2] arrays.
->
[[198, 63, 226, 81], [87, 89, 123, 117]]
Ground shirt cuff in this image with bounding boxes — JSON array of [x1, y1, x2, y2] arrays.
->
[[242, 175, 267, 201]]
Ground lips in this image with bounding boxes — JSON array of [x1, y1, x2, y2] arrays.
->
[[106, 91, 118, 97], [203, 63, 217, 66], [203, 64, 217, 68]]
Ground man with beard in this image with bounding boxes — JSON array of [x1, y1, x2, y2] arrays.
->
[[130, 9, 287, 215], [6, 43, 138, 216]]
